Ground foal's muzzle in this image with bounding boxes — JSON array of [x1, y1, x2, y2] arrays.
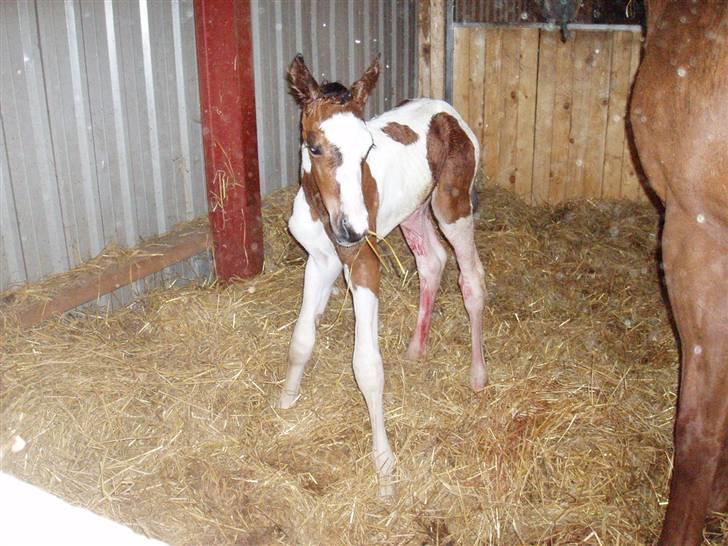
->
[[334, 216, 367, 247]]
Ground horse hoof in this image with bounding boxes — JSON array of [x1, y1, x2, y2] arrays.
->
[[378, 481, 396, 500], [404, 343, 425, 361], [277, 390, 300, 409], [470, 368, 488, 392]]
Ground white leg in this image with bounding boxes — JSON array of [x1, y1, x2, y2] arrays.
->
[[348, 279, 395, 497], [435, 213, 487, 390], [400, 204, 447, 360], [279, 189, 342, 409]]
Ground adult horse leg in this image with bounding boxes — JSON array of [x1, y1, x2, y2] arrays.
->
[[279, 189, 343, 409], [400, 202, 448, 360], [346, 243, 395, 497], [431, 187, 487, 391], [657, 206, 728, 546], [707, 438, 728, 528]]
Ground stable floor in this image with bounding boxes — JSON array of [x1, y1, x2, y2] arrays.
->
[[2, 186, 725, 545]]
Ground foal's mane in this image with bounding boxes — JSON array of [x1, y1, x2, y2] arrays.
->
[[319, 81, 351, 105]]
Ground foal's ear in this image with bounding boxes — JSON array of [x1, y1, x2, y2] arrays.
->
[[287, 54, 320, 107], [350, 54, 381, 108]]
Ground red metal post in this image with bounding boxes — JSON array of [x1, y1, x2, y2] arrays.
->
[[194, 0, 264, 280]]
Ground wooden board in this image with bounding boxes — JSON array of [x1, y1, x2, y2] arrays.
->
[[514, 28, 539, 203], [531, 30, 558, 205], [602, 30, 634, 198], [451, 26, 644, 203], [1, 221, 210, 331], [417, 0, 431, 97], [548, 31, 575, 204], [481, 28, 502, 187], [452, 27, 470, 118], [468, 29, 486, 152], [429, 0, 445, 99], [497, 28, 520, 192], [581, 31, 612, 199]]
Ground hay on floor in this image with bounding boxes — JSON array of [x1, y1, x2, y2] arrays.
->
[[1, 185, 725, 545]]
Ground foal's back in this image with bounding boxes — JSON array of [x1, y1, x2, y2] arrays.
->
[[367, 98, 480, 236]]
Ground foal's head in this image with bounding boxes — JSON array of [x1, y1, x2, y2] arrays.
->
[[288, 54, 380, 246]]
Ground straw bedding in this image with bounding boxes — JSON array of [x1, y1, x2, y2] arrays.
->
[[1, 185, 725, 545]]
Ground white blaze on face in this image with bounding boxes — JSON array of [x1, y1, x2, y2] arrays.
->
[[300, 144, 312, 174], [319, 112, 372, 237]]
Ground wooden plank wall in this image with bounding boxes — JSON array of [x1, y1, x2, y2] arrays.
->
[[453, 26, 645, 204], [418, 0, 446, 99]]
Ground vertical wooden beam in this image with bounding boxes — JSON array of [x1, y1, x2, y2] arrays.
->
[[452, 26, 471, 119], [429, 0, 446, 99], [482, 28, 503, 188], [194, 0, 264, 280], [468, 29, 486, 149], [581, 31, 611, 199], [532, 29, 557, 205], [418, 0, 446, 99], [603, 31, 633, 199], [418, 0, 432, 97], [498, 29, 520, 192], [514, 28, 539, 204], [548, 32, 575, 204]]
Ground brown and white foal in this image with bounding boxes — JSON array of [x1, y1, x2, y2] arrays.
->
[[279, 55, 486, 495]]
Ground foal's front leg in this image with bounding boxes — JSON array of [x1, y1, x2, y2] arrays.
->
[[279, 189, 342, 409], [346, 244, 396, 497]]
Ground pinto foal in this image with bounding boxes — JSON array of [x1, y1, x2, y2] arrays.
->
[[278, 55, 486, 495]]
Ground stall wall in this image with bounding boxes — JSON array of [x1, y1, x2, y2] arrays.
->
[[1, 0, 419, 294], [0, 0, 206, 292], [251, 0, 419, 197], [453, 26, 645, 204]]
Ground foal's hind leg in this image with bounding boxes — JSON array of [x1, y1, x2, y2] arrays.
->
[[400, 203, 447, 360], [432, 189, 487, 391], [279, 189, 342, 409]]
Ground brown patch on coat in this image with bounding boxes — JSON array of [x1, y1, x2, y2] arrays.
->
[[300, 172, 325, 223], [336, 162, 380, 294], [396, 98, 412, 108], [347, 243, 381, 296], [382, 122, 419, 145], [426, 112, 477, 224]]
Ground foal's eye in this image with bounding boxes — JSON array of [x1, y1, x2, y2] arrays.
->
[[308, 144, 322, 156]]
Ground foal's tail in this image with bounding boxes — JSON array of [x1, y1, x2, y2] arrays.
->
[[470, 185, 479, 214]]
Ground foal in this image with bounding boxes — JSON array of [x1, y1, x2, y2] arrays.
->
[[278, 55, 487, 496]]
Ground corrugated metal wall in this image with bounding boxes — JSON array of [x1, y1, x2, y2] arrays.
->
[[251, 0, 419, 197], [1, 0, 419, 294], [0, 0, 206, 292]]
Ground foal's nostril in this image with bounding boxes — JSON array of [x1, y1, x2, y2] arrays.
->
[[337, 217, 365, 245]]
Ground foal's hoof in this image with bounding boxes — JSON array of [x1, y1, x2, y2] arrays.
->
[[470, 366, 488, 392], [378, 481, 396, 501], [277, 390, 300, 409], [404, 342, 425, 361]]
